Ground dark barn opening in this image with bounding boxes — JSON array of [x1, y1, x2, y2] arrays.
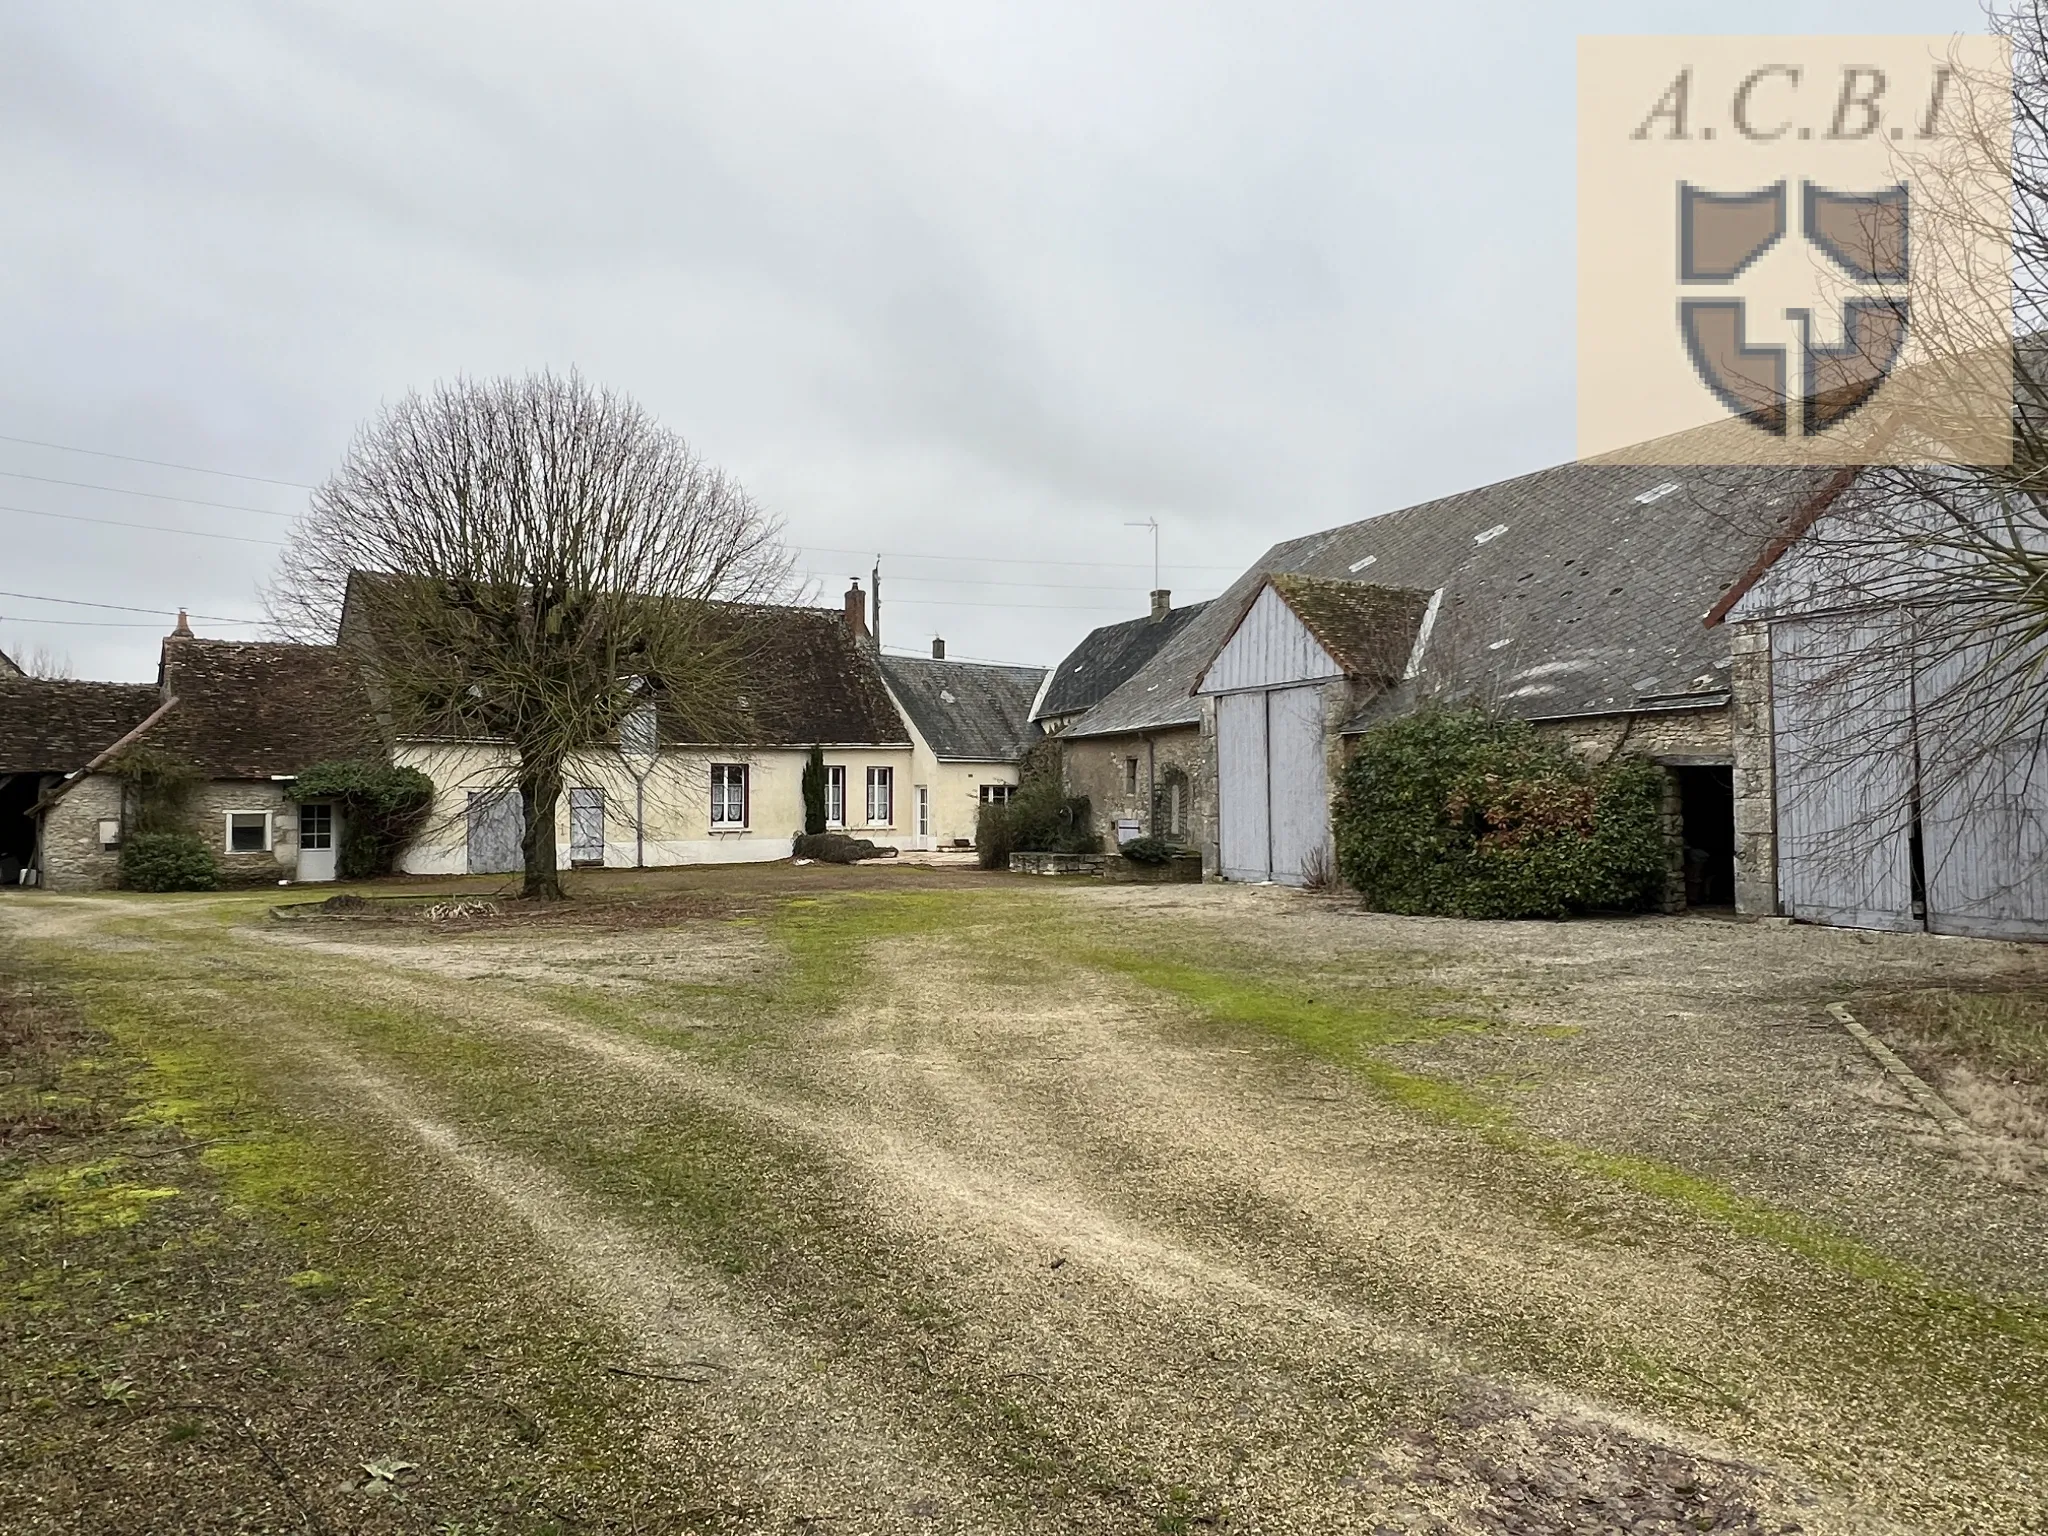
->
[[0, 774, 40, 888], [1675, 765, 1735, 908]]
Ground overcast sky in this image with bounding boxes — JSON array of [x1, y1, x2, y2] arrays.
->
[[1, 0, 1987, 681]]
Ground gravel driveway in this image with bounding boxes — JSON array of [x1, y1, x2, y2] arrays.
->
[[8, 870, 2046, 1535]]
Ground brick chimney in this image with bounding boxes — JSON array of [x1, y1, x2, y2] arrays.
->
[[931, 637, 946, 660], [842, 580, 869, 642], [171, 608, 194, 639], [1149, 589, 1171, 623]]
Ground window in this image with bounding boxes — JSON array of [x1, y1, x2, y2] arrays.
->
[[915, 785, 929, 837], [1124, 757, 1140, 796], [978, 783, 1016, 806], [298, 802, 333, 851], [226, 812, 270, 853], [824, 765, 846, 828], [97, 819, 121, 851], [865, 766, 893, 826], [711, 764, 748, 828]]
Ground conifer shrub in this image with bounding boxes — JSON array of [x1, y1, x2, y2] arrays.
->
[[1332, 707, 1666, 919]]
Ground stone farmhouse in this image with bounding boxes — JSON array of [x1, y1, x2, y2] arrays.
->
[[2, 583, 1045, 891], [1047, 460, 1852, 914]]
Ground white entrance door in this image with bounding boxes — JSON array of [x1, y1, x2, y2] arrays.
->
[[1217, 690, 1270, 881], [296, 801, 338, 882], [914, 785, 930, 845]]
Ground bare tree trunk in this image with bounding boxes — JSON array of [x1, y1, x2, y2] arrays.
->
[[518, 756, 565, 900]]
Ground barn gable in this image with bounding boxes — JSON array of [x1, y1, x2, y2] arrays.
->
[[1196, 576, 1430, 697]]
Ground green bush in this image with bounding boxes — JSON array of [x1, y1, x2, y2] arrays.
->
[[118, 831, 219, 892], [1332, 707, 1667, 919], [1118, 834, 1182, 865], [976, 773, 1096, 868], [287, 761, 435, 879]]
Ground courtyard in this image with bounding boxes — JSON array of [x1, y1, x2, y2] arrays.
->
[[5, 865, 2048, 1534]]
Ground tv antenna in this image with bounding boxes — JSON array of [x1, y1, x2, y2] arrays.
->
[[1124, 517, 1160, 590]]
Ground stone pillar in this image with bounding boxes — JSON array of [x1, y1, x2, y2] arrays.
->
[[1728, 620, 1779, 915]]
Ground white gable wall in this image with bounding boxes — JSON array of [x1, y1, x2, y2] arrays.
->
[[1196, 585, 1342, 695]]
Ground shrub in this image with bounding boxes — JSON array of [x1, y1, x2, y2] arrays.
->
[[1332, 707, 1667, 919], [287, 761, 435, 879], [1118, 834, 1181, 865], [118, 831, 218, 892], [793, 832, 892, 863], [978, 773, 1097, 868]]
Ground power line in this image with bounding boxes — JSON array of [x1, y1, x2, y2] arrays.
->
[[0, 503, 286, 547], [0, 431, 316, 489], [0, 590, 263, 624], [0, 468, 299, 518], [0, 612, 225, 629], [798, 542, 1241, 573], [870, 596, 1145, 613], [796, 568, 1205, 596]]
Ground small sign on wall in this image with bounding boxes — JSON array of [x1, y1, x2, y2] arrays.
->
[[97, 820, 121, 850], [1114, 818, 1142, 845]]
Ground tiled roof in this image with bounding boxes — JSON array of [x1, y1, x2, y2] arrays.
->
[[0, 678, 164, 775], [878, 656, 1045, 761], [1034, 602, 1211, 722], [154, 640, 382, 779], [1065, 461, 1835, 737], [676, 608, 909, 747]]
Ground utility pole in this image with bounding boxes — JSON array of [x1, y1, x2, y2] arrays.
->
[[1124, 517, 1160, 590]]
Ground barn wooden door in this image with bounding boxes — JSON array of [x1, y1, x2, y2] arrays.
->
[[1266, 685, 1329, 885], [1770, 617, 1917, 930], [1217, 691, 1270, 882]]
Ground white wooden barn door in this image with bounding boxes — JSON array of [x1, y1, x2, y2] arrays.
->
[[1266, 685, 1329, 884], [1216, 685, 1329, 885], [1917, 631, 2048, 941], [1770, 617, 1917, 930], [1217, 691, 1270, 882]]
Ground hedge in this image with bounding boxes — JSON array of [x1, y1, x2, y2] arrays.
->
[[118, 831, 219, 892], [976, 773, 1096, 869], [1331, 707, 1667, 919]]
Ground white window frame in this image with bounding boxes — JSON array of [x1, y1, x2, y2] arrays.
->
[[915, 784, 929, 837], [824, 765, 846, 829], [297, 801, 334, 851], [865, 766, 893, 827], [978, 783, 1016, 806], [224, 811, 272, 854], [711, 763, 749, 829]]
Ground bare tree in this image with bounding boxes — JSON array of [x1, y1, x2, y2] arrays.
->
[[268, 370, 794, 899], [0, 633, 74, 679]]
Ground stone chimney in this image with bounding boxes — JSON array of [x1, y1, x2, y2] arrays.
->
[[931, 637, 946, 660], [842, 580, 869, 642], [1149, 589, 1171, 623], [171, 609, 194, 639]]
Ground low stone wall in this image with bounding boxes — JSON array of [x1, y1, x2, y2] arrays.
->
[[1008, 850, 1202, 883]]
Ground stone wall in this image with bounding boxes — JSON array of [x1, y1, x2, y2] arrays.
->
[[1531, 706, 1731, 765], [1725, 622, 1778, 916], [36, 775, 302, 891], [1058, 724, 1212, 866], [37, 775, 124, 891]]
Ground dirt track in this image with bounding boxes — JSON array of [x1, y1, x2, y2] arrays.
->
[[8, 871, 2048, 1534]]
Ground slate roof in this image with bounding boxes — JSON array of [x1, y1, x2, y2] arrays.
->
[[1033, 602, 1212, 722], [0, 679, 163, 775], [1066, 461, 1837, 738], [878, 656, 1046, 761], [153, 640, 382, 779]]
